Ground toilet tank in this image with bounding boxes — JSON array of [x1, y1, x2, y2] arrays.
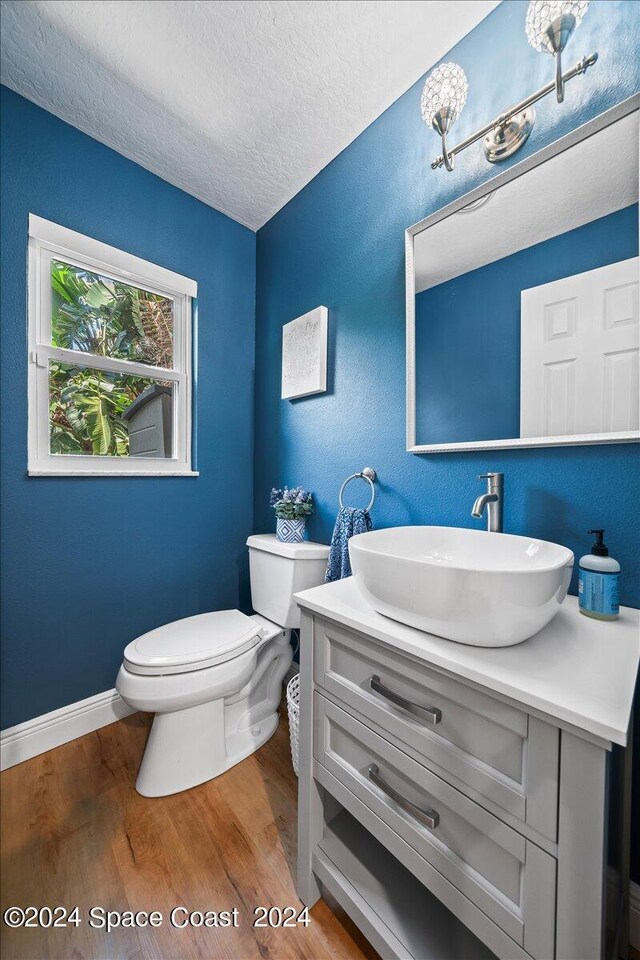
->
[[247, 535, 330, 629]]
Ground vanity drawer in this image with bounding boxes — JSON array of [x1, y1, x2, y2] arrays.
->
[[315, 693, 556, 959], [314, 619, 559, 839]]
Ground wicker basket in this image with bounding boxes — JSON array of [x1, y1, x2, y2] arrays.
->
[[286, 672, 300, 777]]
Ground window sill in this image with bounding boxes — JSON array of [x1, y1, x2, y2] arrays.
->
[[28, 468, 200, 477]]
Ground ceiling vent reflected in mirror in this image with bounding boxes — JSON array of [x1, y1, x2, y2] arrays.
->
[[421, 0, 598, 173]]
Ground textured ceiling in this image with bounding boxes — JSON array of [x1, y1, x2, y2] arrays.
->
[[0, 0, 498, 229]]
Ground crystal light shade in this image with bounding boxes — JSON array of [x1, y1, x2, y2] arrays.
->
[[525, 1, 589, 53], [420, 62, 468, 130]]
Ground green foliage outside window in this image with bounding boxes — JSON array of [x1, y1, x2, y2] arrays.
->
[[49, 261, 173, 456]]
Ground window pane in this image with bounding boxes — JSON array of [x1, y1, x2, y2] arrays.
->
[[51, 260, 174, 368], [49, 362, 174, 458]]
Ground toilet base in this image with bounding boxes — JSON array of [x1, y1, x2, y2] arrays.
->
[[134, 630, 292, 797], [135, 699, 281, 797], [136, 698, 220, 796]]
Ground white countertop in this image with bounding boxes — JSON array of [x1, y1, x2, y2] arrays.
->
[[295, 578, 640, 747]]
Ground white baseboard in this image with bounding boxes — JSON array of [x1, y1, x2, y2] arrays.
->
[[1, 689, 135, 771], [3, 665, 300, 770]]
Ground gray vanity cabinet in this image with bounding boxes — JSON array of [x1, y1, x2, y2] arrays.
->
[[314, 620, 559, 841], [295, 588, 640, 960]]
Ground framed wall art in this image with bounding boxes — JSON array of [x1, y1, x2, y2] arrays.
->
[[281, 305, 328, 400]]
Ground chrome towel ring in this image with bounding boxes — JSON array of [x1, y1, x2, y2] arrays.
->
[[338, 467, 377, 512]]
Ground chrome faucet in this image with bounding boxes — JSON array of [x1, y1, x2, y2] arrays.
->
[[471, 472, 503, 533]]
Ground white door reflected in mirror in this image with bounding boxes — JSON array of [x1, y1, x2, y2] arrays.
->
[[520, 258, 639, 437]]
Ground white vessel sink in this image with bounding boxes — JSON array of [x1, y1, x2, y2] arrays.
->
[[348, 526, 574, 647]]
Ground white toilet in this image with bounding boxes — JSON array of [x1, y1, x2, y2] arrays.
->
[[116, 534, 329, 797]]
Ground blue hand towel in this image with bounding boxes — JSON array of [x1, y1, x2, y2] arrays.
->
[[325, 507, 372, 582]]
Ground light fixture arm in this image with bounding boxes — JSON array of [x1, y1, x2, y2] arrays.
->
[[542, 10, 581, 102], [431, 107, 457, 172], [441, 129, 455, 172], [431, 52, 597, 170], [555, 50, 565, 102]]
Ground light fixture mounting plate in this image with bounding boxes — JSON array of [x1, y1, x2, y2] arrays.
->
[[483, 107, 536, 163]]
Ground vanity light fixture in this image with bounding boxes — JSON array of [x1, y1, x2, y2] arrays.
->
[[420, 62, 469, 171], [423, 0, 597, 172]]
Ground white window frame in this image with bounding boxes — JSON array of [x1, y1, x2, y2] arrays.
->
[[28, 215, 198, 476]]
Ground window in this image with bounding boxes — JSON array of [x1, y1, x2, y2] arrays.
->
[[28, 215, 197, 475]]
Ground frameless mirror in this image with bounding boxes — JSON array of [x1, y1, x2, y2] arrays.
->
[[406, 102, 639, 452]]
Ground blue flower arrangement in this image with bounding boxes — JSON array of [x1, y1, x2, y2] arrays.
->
[[270, 486, 314, 520]]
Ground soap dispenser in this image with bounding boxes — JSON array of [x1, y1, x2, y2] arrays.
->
[[578, 529, 620, 621]]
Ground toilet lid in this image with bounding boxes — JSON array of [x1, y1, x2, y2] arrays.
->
[[123, 610, 263, 676]]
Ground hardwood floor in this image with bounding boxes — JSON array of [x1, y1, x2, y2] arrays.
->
[[1, 710, 378, 960]]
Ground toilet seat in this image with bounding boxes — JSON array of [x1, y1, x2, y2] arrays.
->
[[123, 609, 262, 676]]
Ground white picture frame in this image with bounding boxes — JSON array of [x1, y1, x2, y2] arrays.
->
[[281, 306, 328, 399]]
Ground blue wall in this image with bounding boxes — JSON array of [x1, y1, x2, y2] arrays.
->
[[415, 205, 639, 444], [0, 86, 256, 729], [253, 0, 639, 875]]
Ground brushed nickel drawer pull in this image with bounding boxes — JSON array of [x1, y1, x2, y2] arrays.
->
[[368, 764, 440, 830], [370, 675, 442, 725]]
